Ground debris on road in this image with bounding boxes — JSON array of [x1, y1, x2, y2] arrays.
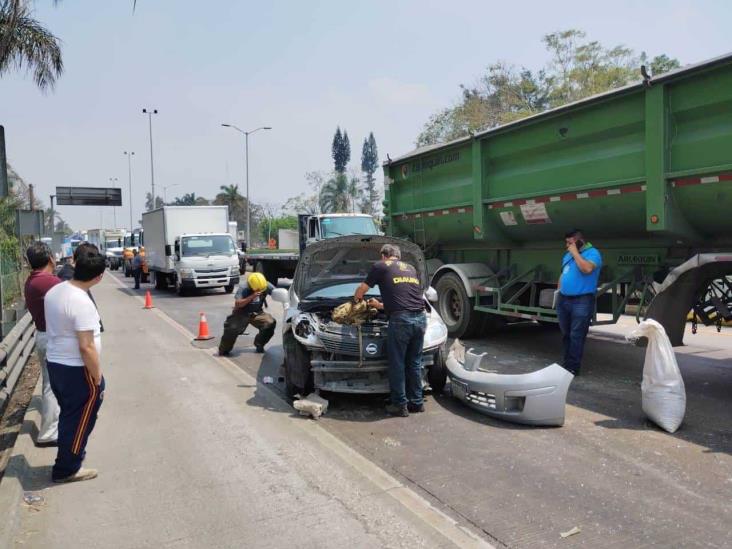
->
[[627, 319, 686, 433], [262, 376, 274, 384], [293, 393, 329, 419], [22, 492, 45, 512], [560, 526, 581, 538]]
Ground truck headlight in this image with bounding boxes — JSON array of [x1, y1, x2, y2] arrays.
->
[[423, 317, 448, 349], [229, 265, 239, 276], [179, 268, 194, 279]]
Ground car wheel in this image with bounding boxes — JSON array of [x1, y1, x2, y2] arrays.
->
[[428, 345, 448, 393], [283, 333, 313, 399], [435, 273, 483, 338]]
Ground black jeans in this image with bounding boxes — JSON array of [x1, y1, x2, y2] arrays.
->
[[132, 268, 141, 289], [386, 311, 427, 407], [557, 294, 594, 375], [218, 310, 276, 354]]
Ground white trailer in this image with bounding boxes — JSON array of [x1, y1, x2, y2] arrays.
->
[[142, 206, 240, 296]]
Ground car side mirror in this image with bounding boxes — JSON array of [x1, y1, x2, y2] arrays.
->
[[271, 288, 289, 303], [425, 287, 438, 303]]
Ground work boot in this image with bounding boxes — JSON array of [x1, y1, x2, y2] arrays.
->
[[385, 403, 409, 417], [255, 344, 265, 353], [217, 349, 230, 357], [53, 468, 98, 484], [407, 402, 425, 413]]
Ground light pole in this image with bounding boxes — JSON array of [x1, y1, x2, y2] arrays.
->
[[124, 151, 135, 229], [162, 183, 179, 204], [109, 177, 119, 228], [49, 194, 55, 235], [142, 108, 158, 209], [221, 123, 272, 248]]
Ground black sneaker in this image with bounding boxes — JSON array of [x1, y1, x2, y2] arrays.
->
[[218, 349, 230, 357], [407, 403, 425, 413], [255, 344, 265, 353], [385, 403, 409, 417]]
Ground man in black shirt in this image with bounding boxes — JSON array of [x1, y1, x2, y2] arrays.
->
[[354, 243, 426, 417]]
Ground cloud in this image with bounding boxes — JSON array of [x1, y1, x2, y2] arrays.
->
[[367, 77, 435, 107]]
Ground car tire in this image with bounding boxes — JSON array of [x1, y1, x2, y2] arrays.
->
[[283, 333, 313, 399], [428, 345, 448, 393], [436, 273, 483, 338]]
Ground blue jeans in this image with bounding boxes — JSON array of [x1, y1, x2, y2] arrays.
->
[[386, 311, 426, 407], [557, 294, 594, 375]]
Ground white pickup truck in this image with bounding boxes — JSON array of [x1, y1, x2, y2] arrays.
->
[[142, 206, 240, 296]]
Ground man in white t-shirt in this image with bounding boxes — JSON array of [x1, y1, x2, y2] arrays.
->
[[45, 248, 107, 483]]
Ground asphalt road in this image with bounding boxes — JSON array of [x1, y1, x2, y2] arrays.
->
[[111, 270, 732, 548]]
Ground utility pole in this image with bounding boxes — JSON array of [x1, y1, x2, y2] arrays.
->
[[109, 177, 119, 228], [142, 108, 158, 209], [124, 151, 135, 229], [28, 183, 35, 210], [49, 194, 55, 234]]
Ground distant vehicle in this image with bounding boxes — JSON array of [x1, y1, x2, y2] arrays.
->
[[142, 206, 240, 296], [271, 235, 447, 397], [88, 228, 126, 270], [245, 213, 380, 285], [122, 228, 143, 277]]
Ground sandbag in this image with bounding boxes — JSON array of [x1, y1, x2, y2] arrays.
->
[[627, 319, 686, 433], [331, 300, 377, 325]]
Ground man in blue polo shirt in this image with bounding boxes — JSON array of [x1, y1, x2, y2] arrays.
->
[[557, 229, 602, 376]]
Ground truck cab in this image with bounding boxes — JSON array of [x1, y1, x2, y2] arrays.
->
[[168, 232, 240, 295], [299, 213, 380, 252]]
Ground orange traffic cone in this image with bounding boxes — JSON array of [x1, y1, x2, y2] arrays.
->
[[195, 312, 214, 341], [144, 290, 154, 309]]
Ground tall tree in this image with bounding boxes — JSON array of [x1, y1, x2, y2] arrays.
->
[[0, 0, 63, 91], [171, 192, 208, 206], [416, 29, 680, 146], [145, 192, 163, 210], [360, 132, 379, 215], [332, 126, 351, 174], [214, 184, 246, 221]]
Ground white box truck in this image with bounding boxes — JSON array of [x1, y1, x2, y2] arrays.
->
[[142, 206, 240, 296]]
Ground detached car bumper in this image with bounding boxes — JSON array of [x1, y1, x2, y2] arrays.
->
[[446, 341, 573, 426]]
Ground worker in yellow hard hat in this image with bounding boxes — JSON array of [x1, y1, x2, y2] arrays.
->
[[218, 272, 276, 356]]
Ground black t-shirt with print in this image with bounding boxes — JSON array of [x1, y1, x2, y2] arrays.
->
[[364, 260, 424, 315]]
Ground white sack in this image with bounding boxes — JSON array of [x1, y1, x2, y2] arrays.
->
[[627, 319, 686, 433]]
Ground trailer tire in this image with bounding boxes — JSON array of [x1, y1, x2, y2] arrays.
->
[[436, 273, 482, 338], [427, 346, 448, 393]]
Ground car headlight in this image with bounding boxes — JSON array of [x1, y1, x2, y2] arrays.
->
[[423, 315, 448, 349], [229, 265, 239, 275], [179, 268, 194, 279], [292, 314, 324, 348]]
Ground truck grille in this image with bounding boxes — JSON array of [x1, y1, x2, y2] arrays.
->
[[195, 268, 228, 274]]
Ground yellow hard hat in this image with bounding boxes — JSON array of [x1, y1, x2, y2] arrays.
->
[[248, 272, 267, 292]]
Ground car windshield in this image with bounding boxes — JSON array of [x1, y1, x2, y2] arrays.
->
[[304, 282, 380, 299], [320, 217, 378, 238], [181, 235, 236, 257]]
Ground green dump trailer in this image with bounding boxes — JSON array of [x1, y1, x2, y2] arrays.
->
[[383, 53, 732, 346]]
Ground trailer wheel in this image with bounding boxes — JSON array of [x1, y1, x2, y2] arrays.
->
[[427, 346, 447, 393], [436, 273, 483, 338]]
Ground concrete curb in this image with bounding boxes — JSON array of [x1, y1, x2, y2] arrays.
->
[[0, 382, 42, 548]]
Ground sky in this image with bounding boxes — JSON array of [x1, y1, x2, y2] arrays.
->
[[1, 0, 731, 231]]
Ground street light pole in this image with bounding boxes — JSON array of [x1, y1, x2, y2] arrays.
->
[[49, 194, 55, 235], [124, 151, 135, 229], [142, 108, 158, 209], [221, 123, 272, 248], [109, 177, 119, 228]]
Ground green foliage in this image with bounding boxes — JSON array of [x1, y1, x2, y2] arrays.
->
[[145, 192, 164, 210], [416, 29, 681, 146], [259, 215, 297, 245], [170, 192, 208, 206], [0, 0, 64, 91], [331, 126, 351, 174], [320, 172, 359, 213], [360, 132, 380, 216]]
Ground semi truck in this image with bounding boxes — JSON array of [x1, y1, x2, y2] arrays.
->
[[244, 213, 380, 285], [383, 52, 732, 346], [142, 206, 240, 296]]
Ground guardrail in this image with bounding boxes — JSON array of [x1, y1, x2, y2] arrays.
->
[[0, 313, 35, 414]]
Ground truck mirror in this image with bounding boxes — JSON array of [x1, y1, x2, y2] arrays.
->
[[165, 244, 172, 257]]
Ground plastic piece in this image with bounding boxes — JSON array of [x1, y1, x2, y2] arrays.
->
[[446, 340, 573, 426], [626, 319, 686, 433]]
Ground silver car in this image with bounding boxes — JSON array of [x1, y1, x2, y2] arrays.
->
[[272, 236, 449, 397]]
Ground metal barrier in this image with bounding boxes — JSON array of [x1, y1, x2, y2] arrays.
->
[[0, 313, 35, 414]]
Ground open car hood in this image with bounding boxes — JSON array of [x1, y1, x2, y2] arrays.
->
[[293, 235, 427, 298]]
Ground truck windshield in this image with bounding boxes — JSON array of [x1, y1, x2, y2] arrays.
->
[[105, 240, 121, 249], [320, 217, 378, 238], [181, 235, 235, 257]]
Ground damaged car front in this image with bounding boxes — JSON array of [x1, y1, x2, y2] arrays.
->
[[272, 236, 448, 397]]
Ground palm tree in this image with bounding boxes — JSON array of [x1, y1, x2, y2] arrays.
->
[[214, 184, 246, 220], [0, 1, 63, 91], [320, 173, 361, 213]]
